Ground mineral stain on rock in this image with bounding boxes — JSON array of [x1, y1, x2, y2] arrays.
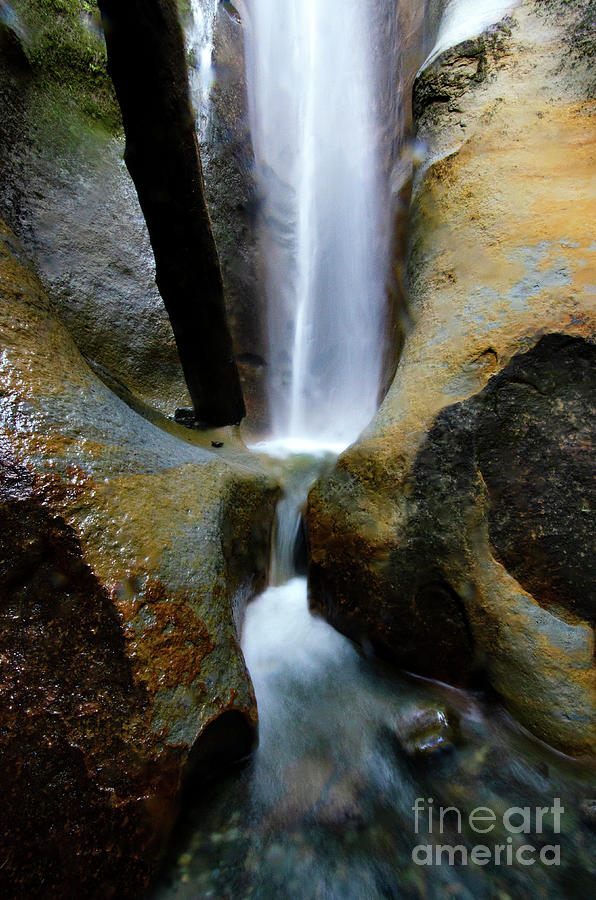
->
[[0, 477, 163, 898], [308, 0, 596, 758], [0, 218, 278, 897], [477, 334, 596, 628]]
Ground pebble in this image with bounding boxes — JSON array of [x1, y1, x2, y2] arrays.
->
[[391, 706, 457, 758]]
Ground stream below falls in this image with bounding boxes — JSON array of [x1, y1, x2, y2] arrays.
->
[[153, 3, 596, 896], [152, 447, 596, 900]]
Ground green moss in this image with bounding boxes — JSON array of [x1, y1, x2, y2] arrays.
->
[[6, 1, 203, 130], [176, 0, 194, 24], [10, 0, 121, 131]]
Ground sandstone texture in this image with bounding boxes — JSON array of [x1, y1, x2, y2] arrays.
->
[[0, 219, 277, 897], [308, 0, 596, 757]]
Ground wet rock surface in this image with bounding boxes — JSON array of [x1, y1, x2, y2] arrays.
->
[[307, 0, 596, 757], [389, 705, 457, 759], [204, 3, 266, 433], [0, 220, 277, 897], [476, 335, 596, 627], [0, 0, 266, 426], [98, 0, 245, 427]]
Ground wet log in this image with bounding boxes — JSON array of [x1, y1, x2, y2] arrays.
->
[[98, 0, 245, 426]]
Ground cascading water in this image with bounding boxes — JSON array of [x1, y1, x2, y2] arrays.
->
[[187, 0, 219, 139], [423, 0, 518, 66], [242, 2, 400, 760], [152, 2, 596, 897], [245, 0, 394, 445]]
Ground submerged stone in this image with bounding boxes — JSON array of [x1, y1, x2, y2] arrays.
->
[[388, 706, 457, 759]]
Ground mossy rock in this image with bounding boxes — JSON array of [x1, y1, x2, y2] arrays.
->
[[9, 0, 120, 130]]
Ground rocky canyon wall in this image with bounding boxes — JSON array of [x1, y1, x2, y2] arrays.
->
[[0, 3, 276, 891], [0, 0, 263, 426], [308, 0, 596, 759], [0, 216, 277, 896]]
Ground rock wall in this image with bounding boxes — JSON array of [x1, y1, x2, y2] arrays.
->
[[308, 0, 596, 758], [0, 218, 278, 897], [0, 0, 265, 426], [204, 2, 266, 432]]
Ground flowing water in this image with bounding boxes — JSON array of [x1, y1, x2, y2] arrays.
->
[[153, 445, 596, 899], [244, 0, 396, 445], [187, 0, 219, 139], [152, 1, 595, 897], [423, 0, 519, 67], [153, 466, 596, 896]]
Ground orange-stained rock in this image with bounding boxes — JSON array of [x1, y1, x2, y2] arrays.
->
[[0, 219, 278, 897], [308, 0, 596, 758]]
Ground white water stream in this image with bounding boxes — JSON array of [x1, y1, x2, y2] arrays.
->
[[187, 0, 219, 139], [423, 0, 518, 67], [244, 0, 394, 446], [240, 1, 401, 772], [152, 2, 596, 896]]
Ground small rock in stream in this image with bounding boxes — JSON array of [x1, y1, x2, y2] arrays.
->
[[313, 770, 367, 831], [174, 407, 197, 428], [388, 706, 458, 759]]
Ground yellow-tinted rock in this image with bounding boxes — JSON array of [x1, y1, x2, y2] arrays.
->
[[0, 219, 278, 897], [308, 0, 596, 758]]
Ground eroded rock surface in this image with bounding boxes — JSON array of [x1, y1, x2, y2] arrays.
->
[[0, 219, 277, 897], [308, 0, 596, 757]]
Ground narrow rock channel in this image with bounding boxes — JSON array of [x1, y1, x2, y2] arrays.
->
[[153, 446, 596, 899]]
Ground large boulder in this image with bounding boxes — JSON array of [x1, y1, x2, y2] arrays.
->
[[308, 0, 596, 757], [0, 218, 277, 897]]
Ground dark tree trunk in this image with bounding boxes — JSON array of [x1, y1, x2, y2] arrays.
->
[[98, 0, 245, 426]]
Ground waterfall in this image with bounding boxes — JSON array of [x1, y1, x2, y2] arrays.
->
[[243, 1, 401, 759], [150, 3, 596, 896], [424, 0, 518, 67], [245, 0, 394, 446], [187, 0, 219, 139]]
